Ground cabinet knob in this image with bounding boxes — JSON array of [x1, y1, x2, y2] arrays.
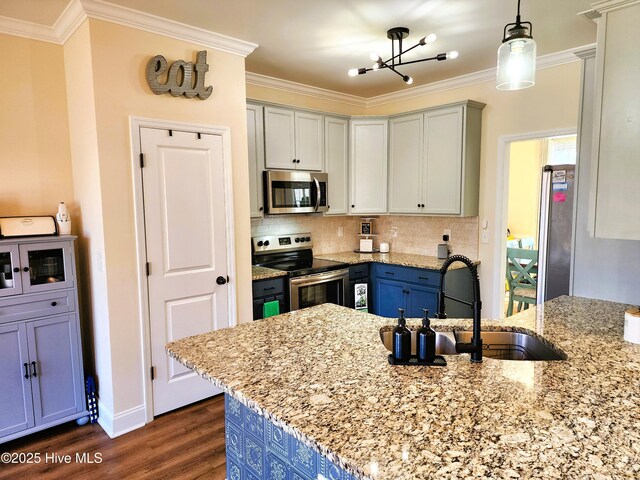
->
[[51, 301, 58, 307], [421, 204, 425, 208], [24, 363, 30, 379], [31, 361, 37, 378], [417, 203, 420, 207], [351, 205, 355, 208], [292, 159, 297, 163], [13, 267, 20, 273], [259, 207, 263, 212], [23, 267, 29, 272]]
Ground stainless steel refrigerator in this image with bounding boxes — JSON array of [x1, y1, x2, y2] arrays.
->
[[537, 164, 576, 302]]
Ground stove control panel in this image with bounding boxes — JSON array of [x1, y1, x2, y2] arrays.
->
[[252, 233, 313, 253]]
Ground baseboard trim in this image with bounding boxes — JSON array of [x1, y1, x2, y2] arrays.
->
[[97, 399, 147, 438]]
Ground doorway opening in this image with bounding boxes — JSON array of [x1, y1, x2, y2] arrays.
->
[[496, 131, 577, 318]]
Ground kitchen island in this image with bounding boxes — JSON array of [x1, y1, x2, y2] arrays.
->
[[166, 297, 640, 479]]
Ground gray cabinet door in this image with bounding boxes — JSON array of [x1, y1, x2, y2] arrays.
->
[[18, 241, 75, 294], [0, 322, 34, 437], [0, 244, 23, 298], [27, 314, 83, 425]]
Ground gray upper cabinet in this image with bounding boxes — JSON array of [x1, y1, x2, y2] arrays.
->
[[0, 236, 87, 444], [349, 119, 388, 214], [589, 0, 640, 240], [264, 106, 324, 171], [324, 116, 349, 215], [388, 101, 484, 216], [247, 104, 265, 218], [388, 114, 424, 214]]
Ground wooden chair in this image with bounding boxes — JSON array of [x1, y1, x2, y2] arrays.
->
[[506, 247, 538, 316]]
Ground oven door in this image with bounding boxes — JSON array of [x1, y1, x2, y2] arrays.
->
[[289, 268, 349, 311], [265, 170, 328, 214]]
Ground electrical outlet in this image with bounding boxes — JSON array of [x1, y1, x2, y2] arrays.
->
[[443, 229, 451, 238], [481, 231, 490, 244], [337, 226, 344, 237], [390, 226, 398, 238]]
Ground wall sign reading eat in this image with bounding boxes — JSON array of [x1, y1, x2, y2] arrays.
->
[[146, 50, 213, 100]]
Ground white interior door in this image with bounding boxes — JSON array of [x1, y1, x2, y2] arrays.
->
[[140, 127, 227, 415]]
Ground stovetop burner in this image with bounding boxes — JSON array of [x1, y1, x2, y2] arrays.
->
[[252, 233, 348, 277]]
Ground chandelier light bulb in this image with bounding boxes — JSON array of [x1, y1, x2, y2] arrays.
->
[[369, 52, 381, 62], [372, 62, 380, 70], [419, 33, 437, 46], [349, 68, 368, 77], [447, 51, 459, 59], [403, 75, 413, 85]]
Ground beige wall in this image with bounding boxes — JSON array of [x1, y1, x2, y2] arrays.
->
[[0, 34, 74, 216], [62, 19, 252, 422], [507, 140, 542, 242], [248, 63, 582, 318]]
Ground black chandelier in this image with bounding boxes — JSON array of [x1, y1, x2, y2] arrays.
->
[[348, 27, 458, 85]]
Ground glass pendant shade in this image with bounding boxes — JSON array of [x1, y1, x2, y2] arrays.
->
[[496, 37, 536, 90]]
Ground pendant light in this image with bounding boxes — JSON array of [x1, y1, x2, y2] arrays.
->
[[496, 0, 536, 90]]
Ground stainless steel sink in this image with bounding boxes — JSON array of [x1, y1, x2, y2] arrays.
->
[[454, 331, 566, 361], [379, 329, 458, 356]]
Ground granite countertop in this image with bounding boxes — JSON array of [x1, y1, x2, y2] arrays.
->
[[251, 265, 288, 281], [314, 251, 479, 270], [166, 297, 640, 479]]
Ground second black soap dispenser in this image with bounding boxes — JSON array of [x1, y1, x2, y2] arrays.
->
[[392, 308, 411, 362], [417, 308, 436, 363]]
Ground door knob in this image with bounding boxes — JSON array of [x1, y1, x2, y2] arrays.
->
[[216, 276, 228, 285]]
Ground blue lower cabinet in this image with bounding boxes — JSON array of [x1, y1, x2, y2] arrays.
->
[[225, 394, 353, 480], [405, 284, 438, 318]]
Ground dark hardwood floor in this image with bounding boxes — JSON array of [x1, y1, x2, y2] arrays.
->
[[0, 394, 226, 479]]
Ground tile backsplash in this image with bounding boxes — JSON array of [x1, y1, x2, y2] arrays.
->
[[251, 215, 478, 259]]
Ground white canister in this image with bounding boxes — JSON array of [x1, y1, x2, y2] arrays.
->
[[624, 307, 640, 344], [56, 202, 72, 235], [379, 242, 390, 253]]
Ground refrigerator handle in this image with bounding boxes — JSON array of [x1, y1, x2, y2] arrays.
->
[[537, 166, 553, 303]]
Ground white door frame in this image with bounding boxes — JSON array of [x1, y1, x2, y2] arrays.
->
[[129, 116, 237, 423], [491, 127, 576, 319]]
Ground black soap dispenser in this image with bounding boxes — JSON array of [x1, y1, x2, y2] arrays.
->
[[392, 308, 411, 363], [417, 309, 436, 363]]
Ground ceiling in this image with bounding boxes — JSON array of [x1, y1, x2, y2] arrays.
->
[[1, 0, 597, 97]]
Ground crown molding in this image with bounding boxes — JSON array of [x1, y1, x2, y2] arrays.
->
[[55, 0, 87, 44], [246, 72, 367, 108], [0, 15, 60, 43], [592, 0, 640, 14], [0, 0, 258, 56], [247, 44, 595, 108], [76, 0, 257, 56]]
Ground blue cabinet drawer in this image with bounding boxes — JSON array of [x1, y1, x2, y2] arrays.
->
[[252, 277, 286, 298], [372, 263, 410, 281], [402, 268, 440, 288], [372, 263, 440, 288]]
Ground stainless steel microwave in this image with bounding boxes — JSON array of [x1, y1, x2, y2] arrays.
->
[[264, 170, 328, 214]]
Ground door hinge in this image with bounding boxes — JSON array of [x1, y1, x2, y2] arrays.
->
[[139, 153, 144, 168], [146, 262, 150, 276], [150, 366, 156, 380]]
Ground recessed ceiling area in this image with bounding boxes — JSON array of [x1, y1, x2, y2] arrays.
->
[[0, 0, 596, 97]]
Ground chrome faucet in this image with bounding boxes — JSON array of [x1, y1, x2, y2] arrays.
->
[[436, 255, 482, 363]]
